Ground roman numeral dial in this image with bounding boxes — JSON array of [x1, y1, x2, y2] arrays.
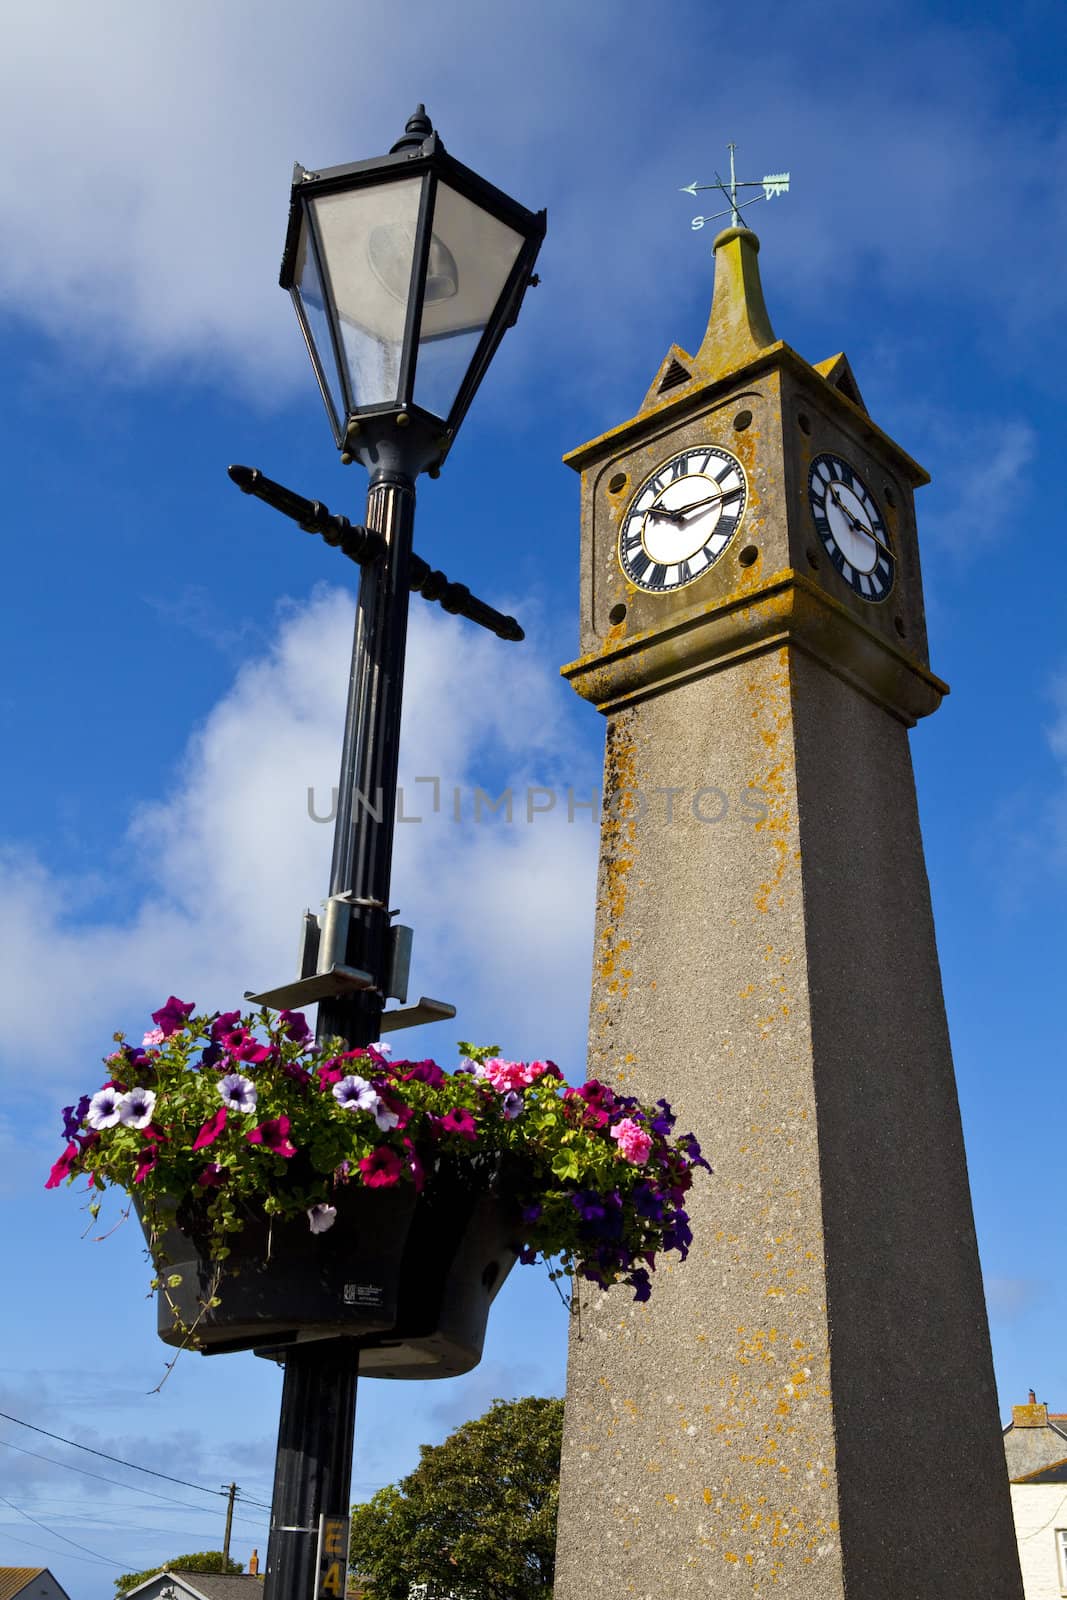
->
[[808, 453, 895, 602], [618, 446, 748, 594]]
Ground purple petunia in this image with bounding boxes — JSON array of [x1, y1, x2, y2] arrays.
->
[[501, 1091, 524, 1121], [307, 1202, 337, 1233], [333, 1074, 378, 1113], [62, 1096, 90, 1139]]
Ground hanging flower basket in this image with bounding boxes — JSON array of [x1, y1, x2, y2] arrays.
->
[[48, 998, 710, 1369]]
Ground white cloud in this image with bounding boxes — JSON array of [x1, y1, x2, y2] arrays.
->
[[2, 1, 1066, 407], [0, 587, 599, 1095]]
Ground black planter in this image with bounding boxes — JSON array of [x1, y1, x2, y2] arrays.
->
[[142, 1163, 520, 1378]]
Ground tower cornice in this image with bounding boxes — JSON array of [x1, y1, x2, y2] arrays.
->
[[563, 339, 929, 488], [561, 566, 948, 725]]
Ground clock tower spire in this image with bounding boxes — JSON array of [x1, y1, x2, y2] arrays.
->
[[552, 229, 1022, 1597]]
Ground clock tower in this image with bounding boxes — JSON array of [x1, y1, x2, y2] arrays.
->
[[552, 227, 1022, 1597]]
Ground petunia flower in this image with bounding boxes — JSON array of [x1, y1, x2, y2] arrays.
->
[[45, 1142, 80, 1189], [61, 1096, 90, 1139], [401, 1137, 425, 1192], [197, 1163, 227, 1188], [279, 1009, 312, 1043], [233, 1038, 272, 1066], [358, 1147, 403, 1188], [118, 1087, 157, 1129], [440, 1107, 477, 1142], [210, 1011, 243, 1043], [218, 1073, 257, 1113], [133, 1145, 159, 1184], [401, 1059, 444, 1089], [333, 1074, 378, 1113], [246, 1115, 297, 1158], [192, 1107, 228, 1151], [501, 1091, 524, 1121], [151, 996, 194, 1037], [307, 1202, 337, 1233], [86, 1088, 123, 1130]]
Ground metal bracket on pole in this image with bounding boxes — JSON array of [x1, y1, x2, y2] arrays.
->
[[228, 464, 524, 641]]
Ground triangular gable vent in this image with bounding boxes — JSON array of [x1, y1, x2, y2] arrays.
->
[[658, 357, 691, 394]]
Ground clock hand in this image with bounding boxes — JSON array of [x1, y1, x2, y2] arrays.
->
[[827, 484, 893, 560], [644, 503, 685, 523]]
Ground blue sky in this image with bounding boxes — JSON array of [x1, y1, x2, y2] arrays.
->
[[2, 0, 1066, 1594]]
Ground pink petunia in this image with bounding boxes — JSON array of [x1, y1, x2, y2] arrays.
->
[[45, 1142, 80, 1189], [440, 1107, 478, 1142], [246, 1115, 297, 1158], [192, 1107, 228, 1151], [358, 1147, 404, 1188], [133, 1145, 159, 1184]]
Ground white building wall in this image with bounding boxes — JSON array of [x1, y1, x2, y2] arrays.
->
[[1011, 1484, 1067, 1600]]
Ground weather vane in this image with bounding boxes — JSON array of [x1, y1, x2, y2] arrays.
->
[[682, 142, 790, 236]]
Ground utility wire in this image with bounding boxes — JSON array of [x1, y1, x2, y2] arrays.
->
[[0, 1525, 123, 1570], [0, 1492, 135, 1570], [0, 1437, 266, 1530], [0, 1408, 270, 1509]]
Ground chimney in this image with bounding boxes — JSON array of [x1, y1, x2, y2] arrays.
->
[[1012, 1394, 1049, 1428], [248, 1550, 260, 1576]]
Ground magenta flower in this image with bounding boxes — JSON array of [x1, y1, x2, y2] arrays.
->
[[401, 1059, 444, 1089], [45, 1142, 79, 1189], [279, 1010, 312, 1043], [192, 1107, 228, 1151], [210, 1010, 243, 1042], [440, 1107, 477, 1142], [233, 1038, 272, 1066], [401, 1137, 425, 1192], [151, 996, 194, 1037], [358, 1147, 403, 1188], [197, 1163, 227, 1188], [133, 1145, 158, 1184], [307, 1202, 337, 1233], [246, 1115, 297, 1158]]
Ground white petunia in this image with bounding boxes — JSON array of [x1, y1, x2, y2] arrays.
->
[[118, 1087, 157, 1129], [219, 1073, 257, 1113], [333, 1074, 378, 1112], [86, 1087, 123, 1130], [307, 1203, 338, 1234]]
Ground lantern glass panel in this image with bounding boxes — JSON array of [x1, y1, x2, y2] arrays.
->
[[291, 217, 344, 433], [310, 176, 423, 410], [413, 180, 524, 421]]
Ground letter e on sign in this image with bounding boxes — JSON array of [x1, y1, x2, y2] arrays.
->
[[316, 1513, 349, 1599]]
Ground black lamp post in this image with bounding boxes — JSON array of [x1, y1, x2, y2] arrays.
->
[[228, 107, 544, 1600]]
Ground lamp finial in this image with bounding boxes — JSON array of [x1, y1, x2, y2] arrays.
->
[[391, 104, 434, 153]]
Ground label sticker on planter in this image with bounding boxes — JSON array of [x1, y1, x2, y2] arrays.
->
[[344, 1282, 383, 1306]]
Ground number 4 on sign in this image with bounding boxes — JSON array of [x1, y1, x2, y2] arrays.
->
[[316, 1514, 349, 1599], [682, 141, 791, 233]]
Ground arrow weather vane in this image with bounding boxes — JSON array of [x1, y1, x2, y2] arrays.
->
[[682, 142, 790, 236]]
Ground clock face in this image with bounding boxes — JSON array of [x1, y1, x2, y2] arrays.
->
[[618, 445, 747, 593], [807, 453, 894, 602]]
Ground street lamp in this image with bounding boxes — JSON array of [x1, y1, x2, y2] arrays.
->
[[280, 102, 546, 479], [229, 107, 545, 1600]]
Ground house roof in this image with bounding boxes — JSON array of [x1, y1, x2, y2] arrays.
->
[[1013, 1455, 1067, 1485], [0, 1572, 62, 1600], [126, 1572, 264, 1600]]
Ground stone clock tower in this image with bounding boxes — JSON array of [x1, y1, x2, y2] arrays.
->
[[552, 228, 1022, 1598]]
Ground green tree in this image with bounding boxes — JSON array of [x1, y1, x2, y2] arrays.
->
[[350, 1396, 563, 1599], [115, 1551, 243, 1594]]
